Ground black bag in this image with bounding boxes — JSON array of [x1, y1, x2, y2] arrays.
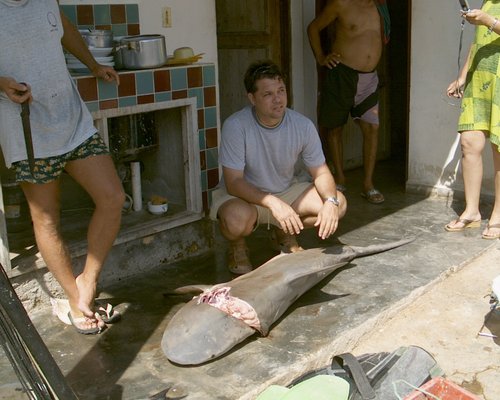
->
[[288, 346, 443, 400]]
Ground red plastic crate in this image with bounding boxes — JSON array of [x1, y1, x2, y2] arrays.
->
[[404, 377, 481, 400]]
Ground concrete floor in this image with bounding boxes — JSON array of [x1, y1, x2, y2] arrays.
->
[[0, 159, 498, 400]]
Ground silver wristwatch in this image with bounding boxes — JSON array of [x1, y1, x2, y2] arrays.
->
[[325, 196, 340, 206]]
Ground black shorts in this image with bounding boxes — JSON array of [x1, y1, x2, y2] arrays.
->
[[318, 63, 380, 129]]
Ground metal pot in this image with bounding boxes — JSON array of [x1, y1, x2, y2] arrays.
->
[[82, 29, 113, 48], [117, 34, 167, 70]]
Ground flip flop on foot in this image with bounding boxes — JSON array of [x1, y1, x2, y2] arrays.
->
[[51, 298, 121, 325], [95, 301, 121, 324], [482, 223, 500, 240], [67, 312, 106, 335], [445, 218, 481, 232], [361, 188, 385, 204]]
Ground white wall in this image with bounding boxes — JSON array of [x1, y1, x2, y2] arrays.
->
[[60, 0, 218, 63], [408, 0, 495, 197]]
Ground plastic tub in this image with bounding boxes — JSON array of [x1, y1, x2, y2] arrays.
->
[[404, 377, 481, 400]]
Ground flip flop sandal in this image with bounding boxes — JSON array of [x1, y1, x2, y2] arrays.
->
[[482, 223, 500, 240], [95, 302, 121, 324], [228, 245, 252, 275], [67, 312, 105, 335], [445, 218, 481, 232], [51, 298, 121, 325], [361, 188, 385, 204]]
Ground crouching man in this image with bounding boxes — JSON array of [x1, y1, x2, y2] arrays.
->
[[209, 60, 346, 274]]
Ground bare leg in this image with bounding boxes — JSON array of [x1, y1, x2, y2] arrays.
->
[[482, 143, 500, 237], [327, 126, 345, 186], [318, 126, 330, 164], [447, 131, 485, 230], [21, 180, 103, 331], [217, 198, 257, 273], [292, 185, 347, 229], [64, 154, 124, 317], [217, 198, 257, 241], [358, 119, 379, 193]]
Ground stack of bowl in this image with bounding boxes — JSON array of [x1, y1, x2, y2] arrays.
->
[[66, 29, 115, 73]]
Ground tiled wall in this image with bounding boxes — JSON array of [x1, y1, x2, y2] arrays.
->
[[64, 3, 220, 211], [74, 64, 219, 211], [60, 4, 140, 37]]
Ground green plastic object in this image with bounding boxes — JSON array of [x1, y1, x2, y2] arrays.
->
[[256, 375, 349, 400]]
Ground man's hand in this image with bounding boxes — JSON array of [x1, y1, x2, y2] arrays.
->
[[314, 201, 339, 239], [320, 52, 341, 69], [90, 64, 120, 85], [0, 77, 32, 104], [268, 196, 304, 235]]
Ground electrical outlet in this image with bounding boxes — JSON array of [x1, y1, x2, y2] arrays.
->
[[162, 7, 172, 28]]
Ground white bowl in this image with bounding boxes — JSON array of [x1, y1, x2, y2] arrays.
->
[[94, 56, 114, 62], [147, 201, 168, 215], [66, 54, 113, 63], [89, 47, 114, 57]]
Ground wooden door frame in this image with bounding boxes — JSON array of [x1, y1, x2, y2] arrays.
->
[[279, 1, 292, 105]]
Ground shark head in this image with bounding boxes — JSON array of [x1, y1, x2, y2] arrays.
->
[[161, 299, 256, 365]]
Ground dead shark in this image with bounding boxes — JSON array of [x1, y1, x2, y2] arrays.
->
[[162, 237, 414, 365]]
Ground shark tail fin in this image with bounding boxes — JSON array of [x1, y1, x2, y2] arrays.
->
[[348, 237, 415, 258]]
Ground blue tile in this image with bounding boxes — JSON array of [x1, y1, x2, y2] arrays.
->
[[112, 24, 128, 37], [136, 71, 154, 95], [204, 107, 217, 129], [118, 96, 137, 108], [126, 4, 140, 24], [170, 69, 187, 91], [84, 101, 99, 113], [94, 5, 111, 25], [97, 80, 118, 100], [206, 148, 219, 169], [201, 170, 207, 192], [188, 88, 203, 108], [155, 92, 172, 102], [203, 65, 216, 86], [60, 5, 77, 25], [198, 129, 206, 150]]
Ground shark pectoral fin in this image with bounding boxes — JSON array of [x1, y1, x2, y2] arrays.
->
[[170, 284, 212, 295], [162, 301, 256, 365]]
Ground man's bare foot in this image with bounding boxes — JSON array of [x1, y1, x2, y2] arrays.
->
[[272, 227, 304, 254], [75, 274, 97, 318], [67, 311, 106, 334]]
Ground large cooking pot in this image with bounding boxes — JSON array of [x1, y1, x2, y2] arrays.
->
[[117, 34, 167, 69], [82, 29, 113, 48]]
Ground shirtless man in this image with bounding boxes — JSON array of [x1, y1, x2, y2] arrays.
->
[[307, 0, 390, 204]]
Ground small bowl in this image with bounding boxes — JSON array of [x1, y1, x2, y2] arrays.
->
[[147, 201, 168, 215]]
